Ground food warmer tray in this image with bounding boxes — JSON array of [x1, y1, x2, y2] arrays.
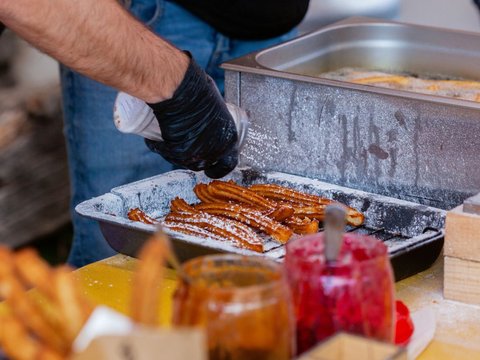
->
[[76, 169, 445, 281], [222, 17, 480, 210]]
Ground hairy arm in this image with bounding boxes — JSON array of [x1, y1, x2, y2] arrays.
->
[[0, 0, 189, 103]]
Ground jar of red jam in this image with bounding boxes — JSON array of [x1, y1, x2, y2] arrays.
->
[[285, 233, 395, 355]]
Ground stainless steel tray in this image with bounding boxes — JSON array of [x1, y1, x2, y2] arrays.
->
[[76, 169, 445, 280], [237, 17, 480, 84], [222, 17, 480, 210]]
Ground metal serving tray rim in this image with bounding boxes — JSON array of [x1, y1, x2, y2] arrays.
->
[[221, 17, 480, 111]]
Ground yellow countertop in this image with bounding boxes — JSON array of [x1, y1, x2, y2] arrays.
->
[[75, 254, 480, 359]]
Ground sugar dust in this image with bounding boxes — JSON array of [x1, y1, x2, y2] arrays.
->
[[241, 125, 281, 169]]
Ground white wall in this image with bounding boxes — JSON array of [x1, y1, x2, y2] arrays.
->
[[302, 0, 480, 33], [399, 0, 480, 32]]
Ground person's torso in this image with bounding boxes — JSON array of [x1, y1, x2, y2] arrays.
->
[[0, 1, 309, 40], [171, 0, 309, 39]]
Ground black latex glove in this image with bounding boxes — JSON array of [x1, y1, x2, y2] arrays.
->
[[145, 54, 238, 179]]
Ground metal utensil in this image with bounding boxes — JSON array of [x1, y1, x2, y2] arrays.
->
[[324, 204, 347, 262]]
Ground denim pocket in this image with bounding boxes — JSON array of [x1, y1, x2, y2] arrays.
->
[[127, 0, 164, 26]]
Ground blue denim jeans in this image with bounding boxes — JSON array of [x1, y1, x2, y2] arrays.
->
[[61, 0, 297, 267]]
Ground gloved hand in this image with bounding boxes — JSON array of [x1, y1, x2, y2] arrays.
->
[[145, 54, 239, 179]]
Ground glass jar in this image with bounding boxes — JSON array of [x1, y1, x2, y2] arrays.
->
[[285, 233, 395, 355], [172, 255, 294, 360]]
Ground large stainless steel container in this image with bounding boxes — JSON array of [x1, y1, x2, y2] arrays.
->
[[222, 17, 480, 210]]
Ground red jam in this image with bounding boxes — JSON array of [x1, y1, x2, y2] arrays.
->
[[285, 233, 395, 355]]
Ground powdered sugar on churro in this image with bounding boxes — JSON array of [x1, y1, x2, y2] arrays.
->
[[165, 203, 263, 253]]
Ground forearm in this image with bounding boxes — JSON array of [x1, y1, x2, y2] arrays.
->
[[0, 0, 188, 102]]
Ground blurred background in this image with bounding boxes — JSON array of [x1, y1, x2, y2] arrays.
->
[[1, 0, 479, 264]]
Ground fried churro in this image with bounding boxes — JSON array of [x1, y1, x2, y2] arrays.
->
[[166, 199, 264, 252], [195, 202, 293, 244], [195, 181, 294, 221], [284, 216, 319, 235], [250, 183, 364, 226], [0, 249, 68, 355], [128, 181, 365, 252], [193, 183, 219, 203], [0, 247, 95, 360], [249, 183, 333, 206], [130, 236, 168, 326], [127, 208, 159, 225], [163, 222, 228, 243]]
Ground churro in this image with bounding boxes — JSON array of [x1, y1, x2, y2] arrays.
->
[[127, 208, 159, 225], [166, 199, 264, 252], [249, 183, 333, 206], [196, 181, 294, 221], [284, 216, 319, 235], [195, 202, 293, 244]]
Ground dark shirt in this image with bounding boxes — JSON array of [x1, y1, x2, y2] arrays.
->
[[172, 0, 309, 40], [0, 1, 310, 39]]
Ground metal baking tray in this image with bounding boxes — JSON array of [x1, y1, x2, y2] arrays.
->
[[222, 17, 480, 210], [255, 17, 480, 82], [76, 168, 445, 281]]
